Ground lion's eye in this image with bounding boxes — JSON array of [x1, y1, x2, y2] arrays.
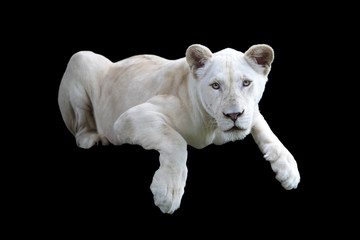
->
[[243, 80, 252, 87], [211, 82, 220, 90]]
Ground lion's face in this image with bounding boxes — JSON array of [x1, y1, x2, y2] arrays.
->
[[186, 44, 274, 141]]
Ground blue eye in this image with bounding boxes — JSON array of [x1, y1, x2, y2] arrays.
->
[[211, 82, 220, 90], [243, 80, 251, 87]]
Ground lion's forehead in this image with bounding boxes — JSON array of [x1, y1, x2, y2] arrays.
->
[[207, 54, 261, 83]]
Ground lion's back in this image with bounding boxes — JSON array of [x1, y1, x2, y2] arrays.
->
[[94, 54, 179, 137]]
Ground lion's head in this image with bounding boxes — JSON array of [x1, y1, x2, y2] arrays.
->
[[186, 44, 274, 142]]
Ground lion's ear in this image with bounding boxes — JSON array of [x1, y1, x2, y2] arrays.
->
[[244, 44, 274, 75], [186, 44, 213, 77]]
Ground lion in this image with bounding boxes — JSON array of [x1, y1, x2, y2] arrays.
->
[[58, 44, 300, 214]]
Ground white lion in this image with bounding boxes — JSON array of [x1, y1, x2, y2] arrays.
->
[[58, 44, 300, 214]]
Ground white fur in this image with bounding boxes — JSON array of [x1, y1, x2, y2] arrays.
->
[[58, 44, 300, 214]]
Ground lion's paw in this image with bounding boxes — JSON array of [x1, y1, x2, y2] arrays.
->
[[264, 144, 300, 190], [76, 132, 109, 149], [150, 167, 187, 214]]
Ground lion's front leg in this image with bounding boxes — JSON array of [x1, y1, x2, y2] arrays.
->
[[251, 113, 300, 189], [150, 150, 188, 214], [114, 102, 188, 214]]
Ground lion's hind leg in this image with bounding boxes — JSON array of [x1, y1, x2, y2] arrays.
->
[[73, 108, 109, 149], [58, 51, 110, 149], [59, 84, 109, 149]]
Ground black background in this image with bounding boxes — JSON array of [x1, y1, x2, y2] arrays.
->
[[10, 2, 356, 237]]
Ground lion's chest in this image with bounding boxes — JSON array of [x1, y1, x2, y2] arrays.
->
[[186, 131, 215, 149]]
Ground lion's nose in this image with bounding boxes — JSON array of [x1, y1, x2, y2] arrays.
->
[[223, 110, 244, 122]]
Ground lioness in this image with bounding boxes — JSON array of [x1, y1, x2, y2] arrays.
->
[[58, 44, 300, 213]]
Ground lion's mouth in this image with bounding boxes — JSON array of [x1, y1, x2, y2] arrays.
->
[[225, 126, 246, 132]]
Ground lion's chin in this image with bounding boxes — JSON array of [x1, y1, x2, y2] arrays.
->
[[213, 125, 251, 145], [226, 126, 250, 140]]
